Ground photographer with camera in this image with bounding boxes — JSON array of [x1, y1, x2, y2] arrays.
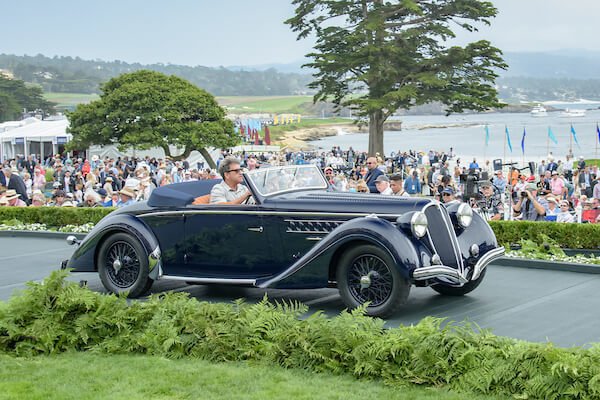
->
[[512, 183, 547, 221], [473, 181, 504, 221]]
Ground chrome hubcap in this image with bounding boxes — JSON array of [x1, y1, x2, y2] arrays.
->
[[360, 274, 371, 289], [112, 259, 122, 273]]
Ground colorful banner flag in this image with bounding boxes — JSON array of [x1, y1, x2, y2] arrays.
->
[[505, 126, 513, 153], [596, 123, 600, 143], [264, 125, 271, 145], [521, 127, 526, 154], [484, 125, 490, 147], [547, 127, 558, 145], [571, 124, 580, 147]]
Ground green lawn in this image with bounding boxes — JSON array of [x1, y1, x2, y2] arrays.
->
[[43, 93, 99, 108], [217, 95, 314, 114], [0, 353, 508, 400]]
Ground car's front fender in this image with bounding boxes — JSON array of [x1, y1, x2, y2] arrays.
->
[[66, 213, 162, 279], [256, 216, 421, 289]]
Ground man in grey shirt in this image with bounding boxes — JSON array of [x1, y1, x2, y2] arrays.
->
[[210, 157, 253, 204], [512, 183, 547, 221]]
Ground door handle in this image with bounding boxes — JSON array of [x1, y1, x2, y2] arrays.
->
[[248, 226, 264, 233]]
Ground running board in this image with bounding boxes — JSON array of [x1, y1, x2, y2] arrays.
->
[[159, 275, 256, 286]]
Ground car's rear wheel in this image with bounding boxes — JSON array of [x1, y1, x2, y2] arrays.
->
[[336, 244, 410, 318], [98, 232, 152, 297], [431, 268, 487, 296]]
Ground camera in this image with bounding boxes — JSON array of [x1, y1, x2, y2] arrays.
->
[[520, 191, 528, 198]]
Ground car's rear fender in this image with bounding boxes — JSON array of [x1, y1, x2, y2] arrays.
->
[[256, 216, 421, 289], [66, 214, 162, 279]]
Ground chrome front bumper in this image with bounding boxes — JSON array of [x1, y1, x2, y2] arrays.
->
[[412, 246, 505, 285]]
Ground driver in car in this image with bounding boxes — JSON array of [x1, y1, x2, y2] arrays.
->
[[210, 157, 254, 204]]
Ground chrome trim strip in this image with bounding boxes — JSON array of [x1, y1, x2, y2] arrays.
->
[[422, 201, 464, 274], [306, 237, 323, 241], [140, 210, 402, 219], [411, 265, 469, 284], [472, 246, 505, 280], [160, 276, 256, 285]]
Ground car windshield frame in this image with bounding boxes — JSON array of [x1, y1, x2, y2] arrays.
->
[[245, 164, 328, 198]]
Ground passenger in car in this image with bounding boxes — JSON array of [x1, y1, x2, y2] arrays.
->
[[209, 157, 253, 204]]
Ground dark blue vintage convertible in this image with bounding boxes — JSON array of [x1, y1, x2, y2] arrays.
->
[[64, 164, 504, 317]]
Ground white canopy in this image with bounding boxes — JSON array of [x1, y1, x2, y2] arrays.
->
[[0, 118, 71, 160], [0, 118, 70, 141]]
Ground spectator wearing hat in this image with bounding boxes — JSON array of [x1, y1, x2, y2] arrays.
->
[[546, 197, 559, 217], [513, 183, 547, 221], [441, 186, 457, 204], [49, 190, 67, 207], [103, 176, 114, 196], [4, 189, 27, 207], [474, 181, 504, 221], [374, 175, 393, 195], [403, 170, 422, 196], [32, 168, 46, 191], [0, 167, 28, 203], [117, 187, 137, 208], [0, 197, 8, 207]]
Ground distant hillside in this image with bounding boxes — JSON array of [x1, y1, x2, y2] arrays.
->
[[2, 50, 600, 103], [502, 50, 600, 79], [0, 54, 313, 96]]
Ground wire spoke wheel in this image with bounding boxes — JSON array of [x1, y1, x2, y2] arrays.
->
[[98, 232, 151, 297], [337, 244, 410, 318], [105, 240, 141, 288], [347, 254, 393, 307]]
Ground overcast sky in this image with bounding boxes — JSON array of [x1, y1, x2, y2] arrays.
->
[[2, 0, 599, 67]]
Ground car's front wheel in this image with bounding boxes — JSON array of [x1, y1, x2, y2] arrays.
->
[[98, 232, 152, 297], [431, 268, 487, 296], [336, 244, 410, 318]]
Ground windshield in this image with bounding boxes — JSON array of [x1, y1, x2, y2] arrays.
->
[[246, 164, 328, 197]]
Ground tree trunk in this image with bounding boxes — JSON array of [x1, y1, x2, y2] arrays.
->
[[368, 110, 385, 156], [199, 147, 216, 169]]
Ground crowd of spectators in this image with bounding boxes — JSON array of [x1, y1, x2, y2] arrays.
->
[[0, 147, 598, 224]]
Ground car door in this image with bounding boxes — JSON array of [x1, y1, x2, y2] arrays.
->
[[179, 206, 273, 279]]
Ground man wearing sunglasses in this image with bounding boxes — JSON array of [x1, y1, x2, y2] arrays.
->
[[210, 157, 253, 204]]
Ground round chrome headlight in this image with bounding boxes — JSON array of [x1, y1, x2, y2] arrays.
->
[[410, 212, 428, 238], [457, 203, 473, 228]]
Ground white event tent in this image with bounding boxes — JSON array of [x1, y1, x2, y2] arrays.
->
[[0, 117, 71, 161]]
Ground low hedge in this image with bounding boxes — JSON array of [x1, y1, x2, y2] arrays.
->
[[0, 207, 113, 227], [490, 220, 600, 250], [1, 207, 599, 249], [2, 271, 600, 400]]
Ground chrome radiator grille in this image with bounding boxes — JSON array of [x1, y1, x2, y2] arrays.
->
[[423, 204, 464, 272]]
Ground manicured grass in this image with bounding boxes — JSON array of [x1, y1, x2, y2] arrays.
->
[[0, 353, 509, 400], [268, 117, 355, 141], [43, 93, 99, 107], [217, 95, 314, 114]]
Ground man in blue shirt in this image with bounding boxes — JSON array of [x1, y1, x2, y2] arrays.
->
[[403, 170, 421, 196], [469, 158, 479, 170], [117, 187, 137, 208]]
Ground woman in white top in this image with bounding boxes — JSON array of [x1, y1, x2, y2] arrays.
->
[[556, 200, 575, 223]]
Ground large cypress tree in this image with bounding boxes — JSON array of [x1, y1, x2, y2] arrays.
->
[[286, 0, 507, 155]]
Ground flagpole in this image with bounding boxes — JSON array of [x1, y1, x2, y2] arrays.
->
[[546, 126, 549, 158], [483, 125, 487, 165], [503, 126, 506, 164], [594, 122, 600, 160]]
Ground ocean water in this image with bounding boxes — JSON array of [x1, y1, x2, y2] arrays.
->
[[308, 108, 600, 165]]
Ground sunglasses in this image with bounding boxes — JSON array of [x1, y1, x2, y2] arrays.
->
[[226, 168, 242, 173], [442, 193, 452, 196]]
